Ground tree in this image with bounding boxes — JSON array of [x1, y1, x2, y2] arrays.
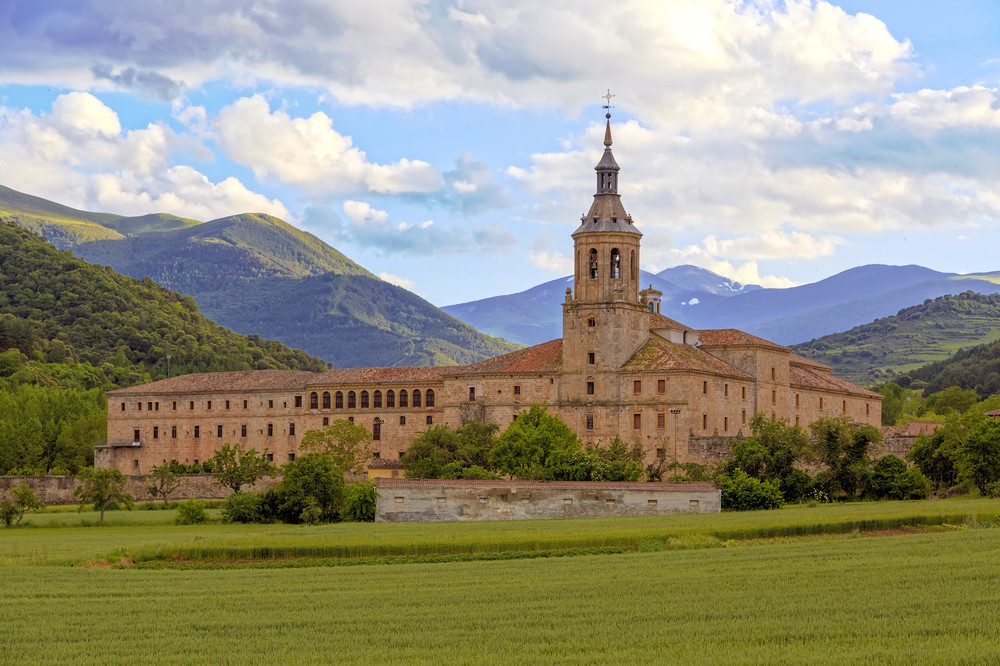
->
[[808, 416, 882, 498], [0, 482, 45, 527], [274, 453, 345, 523], [929, 386, 978, 416], [489, 405, 580, 479], [210, 442, 275, 494], [146, 464, 183, 505], [74, 467, 133, 523], [401, 421, 500, 479], [342, 481, 378, 522], [299, 420, 372, 478], [717, 469, 783, 511], [956, 419, 1000, 495], [720, 415, 810, 501]]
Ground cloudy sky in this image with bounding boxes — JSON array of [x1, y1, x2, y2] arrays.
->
[[2, 0, 1000, 305]]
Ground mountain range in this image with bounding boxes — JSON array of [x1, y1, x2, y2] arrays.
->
[[0, 185, 517, 368], [444, 264, 1000, 347]]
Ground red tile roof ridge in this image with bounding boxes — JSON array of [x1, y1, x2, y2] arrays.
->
[[108, 369, 322, 395], [374, 478, 718, 491], [314, 366, 450, 385], [649, 313, 695, 331], [622, 334, 753, 379], [448, 338, 563, 375], [789, 365, 883, 399], [697, 328, 788, 351]]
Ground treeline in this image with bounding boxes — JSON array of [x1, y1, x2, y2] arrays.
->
[[0, 222, 328, 475]]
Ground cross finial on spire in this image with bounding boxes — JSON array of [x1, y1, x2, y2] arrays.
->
[[602, 89, 615, 119]]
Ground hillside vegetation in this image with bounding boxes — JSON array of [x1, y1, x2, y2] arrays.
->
[[0, 184, 517, 367], [792, 292, 1000, 386]]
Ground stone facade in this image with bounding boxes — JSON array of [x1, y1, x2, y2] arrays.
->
[[374, 478, 720, 522], [0, 474, 280, 505], [101, 117, 882, 475]]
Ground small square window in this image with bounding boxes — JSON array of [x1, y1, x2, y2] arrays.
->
[[288, 452, 295, 461], [426, 415, 433, 425], [268, 400, 274, 409], [514, 385, 521, 395], [400, 416, 406, 425], [266, 453, 274, 462], [295, 395, 302, 407]]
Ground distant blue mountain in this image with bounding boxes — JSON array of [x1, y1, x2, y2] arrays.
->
[[442, 264, 1000, 347]]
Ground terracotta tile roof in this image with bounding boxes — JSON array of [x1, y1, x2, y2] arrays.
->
[[789, 364, 883, 399], [649, 313, 695, 331], [622, 334, 752, 378], [375, 478, 718, 491], [789, 352, 831, 370], [313, 366, 449, 386], [697, 328, 788, 351], [109, 370, 322, 395], [449, 338, 563, 375]]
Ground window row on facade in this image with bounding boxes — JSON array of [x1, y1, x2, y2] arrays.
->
[[308, 388, 436, 410], [122, 397, 296, 412]]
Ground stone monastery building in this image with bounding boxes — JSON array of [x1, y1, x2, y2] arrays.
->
[[100, 114, 882, 475]]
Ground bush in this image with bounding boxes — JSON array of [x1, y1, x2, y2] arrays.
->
[[870, 455, 908, 499], [717, 469, 784, 511], [222, 491, 264, 523], [342, 482, 378, 522], [275, 453, 345, 524], [897, 467, 933, 500], [175, 499, 207, 525], [780, 469, 813, 502]]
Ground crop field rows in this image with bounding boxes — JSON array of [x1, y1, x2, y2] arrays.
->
[[3, 499, 1000, 663]]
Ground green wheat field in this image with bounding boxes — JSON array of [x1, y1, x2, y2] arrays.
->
[[3, 499, 1000, 664]]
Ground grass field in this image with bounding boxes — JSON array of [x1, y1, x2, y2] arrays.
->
[[3, 499, 1000, 663]]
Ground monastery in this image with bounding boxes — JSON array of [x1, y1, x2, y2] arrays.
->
[[99, 112, 882, 475]]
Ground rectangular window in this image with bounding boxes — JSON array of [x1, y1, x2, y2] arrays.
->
[[138, 402, 142, 411], [171, 425, 177, 438], [633, 413, 641, 429], [289, 423, 296, 436], [795, 394, 800, 408], [322, 417, 329, 426], [400, 416, 406, 425], [288, 453, 295, 462], [134, 459, 139, 470], [586, 381, 595, 395], [153, 426, 158, 439], [724, 416, 728, 432], [588, 352, 595, 365], [121, 402, 125, 411], [703, 381, 708, 395], [267, 423, 273, 437], [772, 390, 776, 404], [241, 424, 247, 438], [266, 453, 273, 462], [172, 401, 177, 411], [771, 367, 776, 380], [842, 400, 847, 413], [820, 397, 824, 410], [795, 416, 800, 426], [190, 401, 194, 410], [268, 400, 274, 409], [155, 402, 159, 411], [225, 400, 230, 410], [633, 380, 641, 394], [207, 400, 211, 410], [657, 379, 665, 394], [742, 386, 746, 400], [702, 414, 708, 430], [586, 413, 594, 430], [147, 401, 153, 411], [657, 413, 665, 429], [866, 403, 870, 416], [373, 423, 381, 441], [514, 385, 521, 396], [134, 429, 140, 441], [295, 395, 302, 407], [217, 425, 222, 438], [194, 426, 200, 438], [742, 409, 746, 425], [656, 448, 665, 460], [724, 384, 729, 397], [243, 400, 248, 409]]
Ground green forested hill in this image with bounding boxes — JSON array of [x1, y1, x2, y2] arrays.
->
[[0, 184, 517, 367], [0, 222, 326, 389], [791, 292, 1000, 386]]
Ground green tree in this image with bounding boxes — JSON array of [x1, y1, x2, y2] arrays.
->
[[146, 464, 183, 505], [489, 405, 581, 479], [929, 386, 978, 416], [717, 469, 784, 511], [342, 481, 379, 522], [956, 419, 1000, 494], [401, 421, 500, 479], [74, 467, 133, 523], [210, 442, 275, 493], [299, 419, 372, 478], [0, 482, 45, 527], [721, 414, 810, 501], [275, 453, 345, 523], [808, 416, 882, 499], [870, 455, 908, 499]]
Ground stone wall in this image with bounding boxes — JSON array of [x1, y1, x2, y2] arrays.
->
[[0, 474, 280, 506], [374, 478, 720, 522]]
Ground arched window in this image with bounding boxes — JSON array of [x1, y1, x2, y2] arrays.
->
[[588, 316, 596, 328], [386, 390, 395, 408], [630, 250, 637, 281], [309, 392, 318, 410], [610, 248, 621, 279], [399, 390, 408, 408], [373, 390, 382, 408], [335, 391, 343, 409], [361, 391, 369, 409], [425, 389, 435, 408], [322, 391, 331, 410], [348, 391, 356, 409], [589, 248, 598, 278], [373, 420, 380, 441], [399, 415, 406, 425], [412, 389, 421, 408]]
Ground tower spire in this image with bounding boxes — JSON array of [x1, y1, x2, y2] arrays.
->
[[602, 89, 615, 149]]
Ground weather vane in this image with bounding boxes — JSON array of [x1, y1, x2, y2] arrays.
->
[[602, 89, 615, 117]]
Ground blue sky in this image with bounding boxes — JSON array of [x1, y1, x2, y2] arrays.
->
[[3, 1, 1000, 305]]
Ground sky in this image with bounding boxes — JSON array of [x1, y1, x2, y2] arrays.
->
[[3, 1, 1000, 306]]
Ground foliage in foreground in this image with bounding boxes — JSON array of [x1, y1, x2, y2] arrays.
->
[[74, 467, 133, 523], [210, 442, 275, 493], [0, 482, 45, 527]]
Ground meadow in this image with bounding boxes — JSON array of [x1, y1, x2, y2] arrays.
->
[[3, 499, 1000, 663]]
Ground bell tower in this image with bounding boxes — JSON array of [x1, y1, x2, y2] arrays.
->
[[562, 95, 650, 387]]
